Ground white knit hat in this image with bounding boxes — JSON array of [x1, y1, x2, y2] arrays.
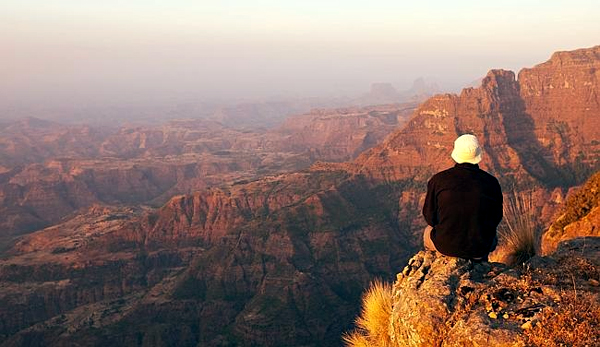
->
[[451, 134, 482, 164]]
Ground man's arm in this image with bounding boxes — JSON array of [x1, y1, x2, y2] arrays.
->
[[422, 178, 438, 226]]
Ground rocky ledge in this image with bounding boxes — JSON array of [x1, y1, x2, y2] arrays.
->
[[389, 237, 600, 347]]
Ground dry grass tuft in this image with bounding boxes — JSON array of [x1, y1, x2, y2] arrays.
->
[[525, 291, 600, 347], [341, 333, 371, 347], [342, 279, 393, 347], [495, 189, 540, 266]]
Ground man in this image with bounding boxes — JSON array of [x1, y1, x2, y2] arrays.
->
[[422, 134, 503, 261]]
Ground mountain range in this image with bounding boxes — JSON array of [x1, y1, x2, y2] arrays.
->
[[0, 103, 416, 248], [0, 45, 599, 346]]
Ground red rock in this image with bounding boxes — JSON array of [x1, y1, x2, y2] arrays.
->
[[1, 46, 600, 346]]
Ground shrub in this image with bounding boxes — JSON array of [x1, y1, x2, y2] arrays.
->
[[494, 189, 540, 266], [342, 280, 392, 347]]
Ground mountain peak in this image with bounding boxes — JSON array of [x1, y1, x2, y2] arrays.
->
[[482, 69, 516, 87]]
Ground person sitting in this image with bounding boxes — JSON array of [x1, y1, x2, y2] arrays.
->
[[422, 134, 503, 261]]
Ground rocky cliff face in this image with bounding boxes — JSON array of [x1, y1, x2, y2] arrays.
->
[[0, 205, 197, 342], [356, 46, 600, 185], [0, 117, 108, 168], [385, 237, 599, 347], [350, 47, 600, 243], [354, 70, 532, 182], [516, 46, 600, 185], [273, 104, 416, 161], [1, 104, 412, 239], [542, 171, 600, 253], [0, 169, 416, 346]]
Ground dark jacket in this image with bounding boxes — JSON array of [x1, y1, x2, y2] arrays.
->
[[422, 163, 503, 258]]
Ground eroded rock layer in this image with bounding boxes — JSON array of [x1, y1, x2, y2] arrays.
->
[[0, 46, 599, 346]]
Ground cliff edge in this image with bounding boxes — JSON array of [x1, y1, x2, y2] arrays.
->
[[347, 237, 599, 347]]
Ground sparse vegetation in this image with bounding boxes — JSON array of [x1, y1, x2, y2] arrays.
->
[[493, 189, 541, 266], [342, 280, 392, 347], [521, 238, 600, 347], [524, 291, 600, 346], [487, 249, 600, 347]]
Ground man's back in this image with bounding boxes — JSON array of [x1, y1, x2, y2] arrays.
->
[[423, 162, 503, 259]]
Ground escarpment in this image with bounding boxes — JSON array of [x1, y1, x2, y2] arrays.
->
[[356, 46, 600, 185], [274, 103, 417, 161], [0, 170, 416, 345], [0, 104, 415, 239], [1, 46, 599, 346]]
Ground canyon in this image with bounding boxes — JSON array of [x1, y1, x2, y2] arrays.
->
[[0, 103, 416, 244], [0, 46, 599, 346]]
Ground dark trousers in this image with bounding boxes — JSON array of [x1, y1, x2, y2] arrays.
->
[[423, 225, 497, 261]]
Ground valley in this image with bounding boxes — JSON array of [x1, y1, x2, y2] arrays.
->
[[1, 46, 599, 346]]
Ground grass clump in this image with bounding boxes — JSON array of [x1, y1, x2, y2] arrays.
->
[[342, 280, 393, 347], [494, 189, 541, 266]]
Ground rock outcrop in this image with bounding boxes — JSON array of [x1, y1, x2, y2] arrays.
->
[[550, 205, 600, 247], [542, 171, 600, 253], [387, 237, 600, 347]]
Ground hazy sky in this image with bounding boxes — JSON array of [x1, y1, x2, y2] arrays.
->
[[2, 0, 599, 107]]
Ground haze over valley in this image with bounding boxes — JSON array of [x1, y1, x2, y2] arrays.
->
[[1, 1, 599, 346], [3, 1, 598, 123]]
